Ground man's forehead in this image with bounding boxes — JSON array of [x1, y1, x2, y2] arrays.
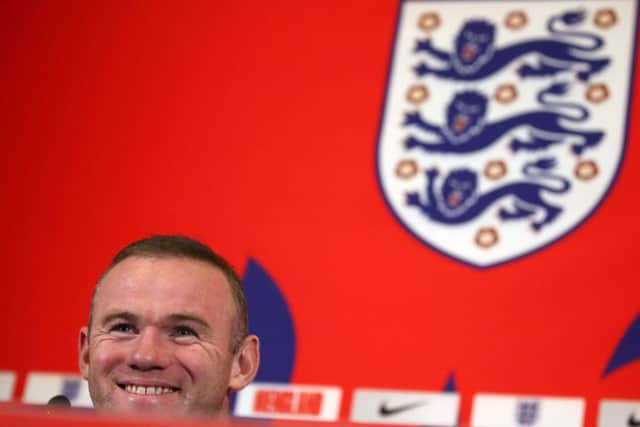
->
[[94, 255, 234, 309], [101, 255, 227, 284]]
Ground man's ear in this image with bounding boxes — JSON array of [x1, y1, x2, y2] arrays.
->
[[229, 335, 260, 391], [79, 327, 90, 379]]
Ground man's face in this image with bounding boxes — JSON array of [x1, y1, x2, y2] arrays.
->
[[79, 256, 254, 417]]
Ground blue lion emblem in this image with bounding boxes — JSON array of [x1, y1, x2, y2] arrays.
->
[[404, 82, 603, 156], [406, 158, 571, 231], [516, 401, 540, 426], [413, 10, 610, 81]]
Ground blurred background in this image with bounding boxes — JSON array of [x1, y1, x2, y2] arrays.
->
[[0, 1, 638, 426]]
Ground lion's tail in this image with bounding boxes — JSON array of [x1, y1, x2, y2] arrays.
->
[[523, 158, 571, 193], [537, 82, 589, 121], [547, 9, 605, 51]]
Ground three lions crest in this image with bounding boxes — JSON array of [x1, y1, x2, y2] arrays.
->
[[376, 0, 636, 267]]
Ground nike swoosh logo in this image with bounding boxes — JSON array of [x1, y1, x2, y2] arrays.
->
[[378, 400, 427, 417], [629, 413, 640, 427]]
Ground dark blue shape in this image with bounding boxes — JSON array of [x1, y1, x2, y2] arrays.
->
[[403, 82, 603, 156], [442, 372, 456, 392], [406, 158, 570, 231], [603, 314, 640, 377], [516, 401, 540, 426], [243, 258, 296, 383], [62, 378, 81, 400], [412, 11, 609, 81]]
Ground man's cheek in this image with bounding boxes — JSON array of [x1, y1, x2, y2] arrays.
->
[[92, 342, 126, 371], [176, 349, 215, 380]]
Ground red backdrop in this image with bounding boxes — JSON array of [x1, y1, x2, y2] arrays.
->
[[1, 1, 638, 426]]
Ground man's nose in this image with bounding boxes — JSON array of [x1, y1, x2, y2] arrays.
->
[[129, 328, 171, 371]]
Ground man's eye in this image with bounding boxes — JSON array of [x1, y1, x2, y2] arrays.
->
[[110, 323, 135, 334], [174, 326, 198, 338]]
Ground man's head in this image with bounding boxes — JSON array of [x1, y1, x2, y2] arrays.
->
[[79, 235, 260, 417]]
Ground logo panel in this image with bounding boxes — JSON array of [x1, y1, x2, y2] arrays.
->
[[350, 388, 459, 426], [0, 371, 16, 402], [597, 399, 640, 427], [22, 372, 92, 407], [234, 383, 342, 421], [376, 0, 638, 267], [471, 393, 584, 427]]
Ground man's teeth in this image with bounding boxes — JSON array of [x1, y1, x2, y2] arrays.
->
[[124, 385, 175, 395]]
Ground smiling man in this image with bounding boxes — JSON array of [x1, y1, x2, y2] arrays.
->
[[78, 235, 260, 417]]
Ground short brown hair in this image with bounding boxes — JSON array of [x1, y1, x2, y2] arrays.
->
[[89, 235, 248, 352]]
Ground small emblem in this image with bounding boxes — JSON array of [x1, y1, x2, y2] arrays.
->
[[378, 400, 427, 417], [516, 400, 540, 426]]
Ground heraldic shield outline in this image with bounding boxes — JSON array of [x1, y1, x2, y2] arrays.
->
[[376, 0, 639, 268]]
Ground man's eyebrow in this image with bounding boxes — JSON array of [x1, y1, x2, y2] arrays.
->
[[100, 311, 138, 326], [96, 311, 211, 331]]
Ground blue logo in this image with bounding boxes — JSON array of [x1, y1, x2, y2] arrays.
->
[[412, 11, 609, 82], [243, 258, 296, 382], [376, 1, 637, 267], [603, 313, 640, 378], [516, 400, 540, 426]]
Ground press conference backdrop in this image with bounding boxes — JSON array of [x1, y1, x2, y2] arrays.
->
[[1, 0, 639, 426]]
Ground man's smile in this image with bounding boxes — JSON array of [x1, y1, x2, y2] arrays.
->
[[118, 384, 179, 395]]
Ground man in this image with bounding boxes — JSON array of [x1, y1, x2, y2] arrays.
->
[[78, 235, 260, 417]]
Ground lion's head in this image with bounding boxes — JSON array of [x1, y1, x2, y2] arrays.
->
[[452, 20, 496, 74], [442, 169, 478, 209], [445, 91, 488, 139]]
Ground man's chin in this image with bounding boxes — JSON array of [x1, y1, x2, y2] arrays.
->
[[94, 388, 186, 416], [121, 397, 183, 415], [91, 385, 226, 418], [98, 403, 185, 418]]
